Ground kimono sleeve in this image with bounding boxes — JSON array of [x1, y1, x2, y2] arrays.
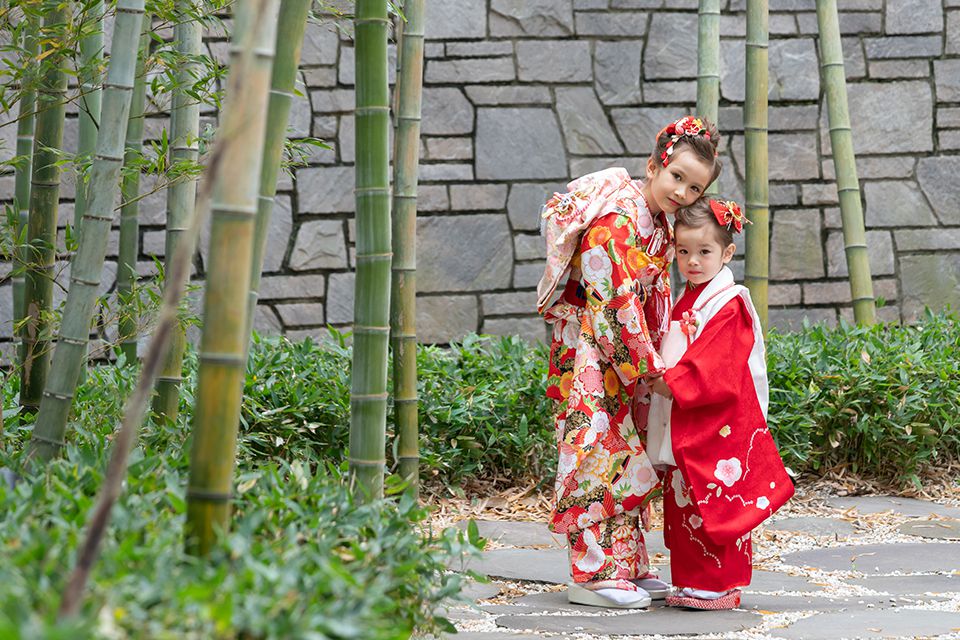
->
[[578, 212, 666, 388], [662, 297, 754, 410]]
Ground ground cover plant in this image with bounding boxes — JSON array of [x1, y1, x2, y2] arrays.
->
[[0, 363, 479, 639]]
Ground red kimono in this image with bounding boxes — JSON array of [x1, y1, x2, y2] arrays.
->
[[661, 267, 794, 591]]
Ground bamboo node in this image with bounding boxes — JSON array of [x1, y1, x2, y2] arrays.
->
[[348, 457, 386, 467], [843, 243, 869, 249], [852, 296, 876, 303], [70, 275, 101, 287], [350, 392, 390, 401], [352, 326, 391, 335], [198, 352, 247, 366], [186, 489, 232, 503], [59, 337, 87, 346], [42, 389, 74, 401], [30, 433, 65, 448]]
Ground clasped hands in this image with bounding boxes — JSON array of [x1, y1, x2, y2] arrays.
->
[[648, 372, 673, 399]]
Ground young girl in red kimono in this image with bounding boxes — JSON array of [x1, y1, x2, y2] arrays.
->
[[648, 198, 794, 610], [538, 116, 722, 609]]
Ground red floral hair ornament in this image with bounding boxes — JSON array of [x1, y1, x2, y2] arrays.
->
[[709, 199, 751, 233], [656, 116, 712, 167]]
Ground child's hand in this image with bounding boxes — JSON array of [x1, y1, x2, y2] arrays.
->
[[649, 374, 673, 399]]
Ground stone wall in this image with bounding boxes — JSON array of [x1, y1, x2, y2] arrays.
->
[[2, 0, 959, 355]]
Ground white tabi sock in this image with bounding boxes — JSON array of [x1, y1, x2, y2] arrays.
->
[[680, 587, 731, 600]]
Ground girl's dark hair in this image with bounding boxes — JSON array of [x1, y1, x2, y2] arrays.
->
[[674, 197, 735, 247], [650, 116, 722, 184]]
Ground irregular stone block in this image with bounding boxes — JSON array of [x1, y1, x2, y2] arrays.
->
[[300, 23, 339, 66], [766, 516, 855, 536], [464, 85, 553, 105], [886, 0, 943, 34], [418, 163, 473, 182], [311, 89, 355, 113], [826, 230, 894, 277], [769, 105, 820, 131], [645, 13, 698, 80], [935, 59, 960, 103], [864, 35, 942, 58], [514, 261, 545, 288], [767, 308, 838, 331], [476, 108, 567, 180], [275, 303, 325, 327], [899, 254, 960, 322], [868, 59, 930, 79], [721, 38, 819, 102], [770, 209, 824, 279], [325, 272, 354, 324], [426, 57, 516, 84], [424, 0, 488, 39], [483, 316, 548, 343], [418, 185, 451, 212], [555, 87, 624, 155], [611, 106, 679, 155], [895, 228, 960, 251], [940, 130, 960, 150], [594, 40, 643, 106], [0, 285, 11, 339], [423, 137, 473, 161], [898, 519, 960, 540], [417, 214, 513, 292], [863, 181, 938, 227], [260, 196, 293, 273], [445, 41, 513, 57], [297, 166, 354, 214], [517, 40, 592, 82], [948, 10, 960, 55], [289, 220, 347, 271], [768, 284, 802, 306], [482, 290, 538, 315], [253, 305, 283, 336], [820, 81, 933, 155], [417, 295, 479, 343], [421, 88, 474, 136], [514, 234, 546, 260], [801, 183, 837, 205], [642, 80, 696, 103], [497, 608, 761, 636], [822, 155, 916, 180], [568, 156, 647, 178], [803, 279, 897, 305], [258, 274, 326, 302], [917, 156, 960, 224], [574, 10, 648, 36], [450, 184, 508, 211], [508, 182, 564, 231], [490, 0, 574, 37], [732, 133, 820, 181]]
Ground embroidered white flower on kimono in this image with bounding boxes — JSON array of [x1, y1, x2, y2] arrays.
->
[[583, 411, 610, 447], [573, 528, 606, 574], [577, 502, 608, 530], [755, 496, 770, 510], [561, 319, 581, 348], [615, 305, 643, 334], [634, 205, 655, 238], [618, 456, 657, 496], [557, 445, 577, 479], [688, 514, 702, 529], [714, 457, 743, 488], [577, 444, 612, 486], [671, 470, 691, 508], [581, 246, 613, 287]]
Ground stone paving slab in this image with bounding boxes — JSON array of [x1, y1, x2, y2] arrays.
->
[[739, 592, 890, 613], [467, 548, 570, 584], [849, 573, 960, 595], [461, 580, 506, 601], [783, 543, 960, 575], [897, 518, 960, 540], [828, 496, 960, 520], [456, 520, 567, 548], [766, 516, 856, 537], [444, 633, 576, 640], [775, 608, 960, 640], [496, 606, 762, 636]]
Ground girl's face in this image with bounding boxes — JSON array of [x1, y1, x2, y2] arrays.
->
[[643, 148, 713, 216], [675, 224, 735, 286]]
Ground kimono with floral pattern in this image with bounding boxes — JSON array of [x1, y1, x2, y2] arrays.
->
[[542, 179, 674, 583]]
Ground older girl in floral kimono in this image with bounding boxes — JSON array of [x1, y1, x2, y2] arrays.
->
[[538, 116, 722, 609], [648, 198, 794, 610]]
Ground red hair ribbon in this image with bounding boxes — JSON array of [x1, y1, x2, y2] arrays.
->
[[656, 116, 712, 167], [709, 199, 750, 233]]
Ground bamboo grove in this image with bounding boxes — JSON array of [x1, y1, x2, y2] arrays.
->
[[0, 0, 882, 609]]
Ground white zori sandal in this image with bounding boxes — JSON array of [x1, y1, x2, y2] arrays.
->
[[567, 579, 652, 609], [631, 574, 671, 600]]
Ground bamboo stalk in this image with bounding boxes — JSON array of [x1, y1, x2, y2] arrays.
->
[[244, 0, 312, 354], [152, 9, 202, 423], [697, 0, 720, 195], [816, 0, 875, 325], [743, 0, 770, 331], [74, 0, 104, 232], [28, 0, 147, 462], [349, 0, 392, 501], [117, 14, 152, 363], [186, 0, 280, 556], [20, 0, 71, 414], [391, 0, 424, 497], [13, 21, 38, 368]]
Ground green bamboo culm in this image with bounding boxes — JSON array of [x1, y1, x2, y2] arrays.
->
[[186, 0, 280, 556], [117, 14, 152, 364], [391, 0, 425, 498], [152, 11, 202, 424], [19, 0, 72, 414], [74, 0, 104, 233], [816, 0, 875, 325], [244, 0, 311, 355], [349, 0, 393, 502], [28, 0, 148, 462], [696, 0, 720, 195], [13, 21, 39, 367], [743, 0, 770, 332]]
